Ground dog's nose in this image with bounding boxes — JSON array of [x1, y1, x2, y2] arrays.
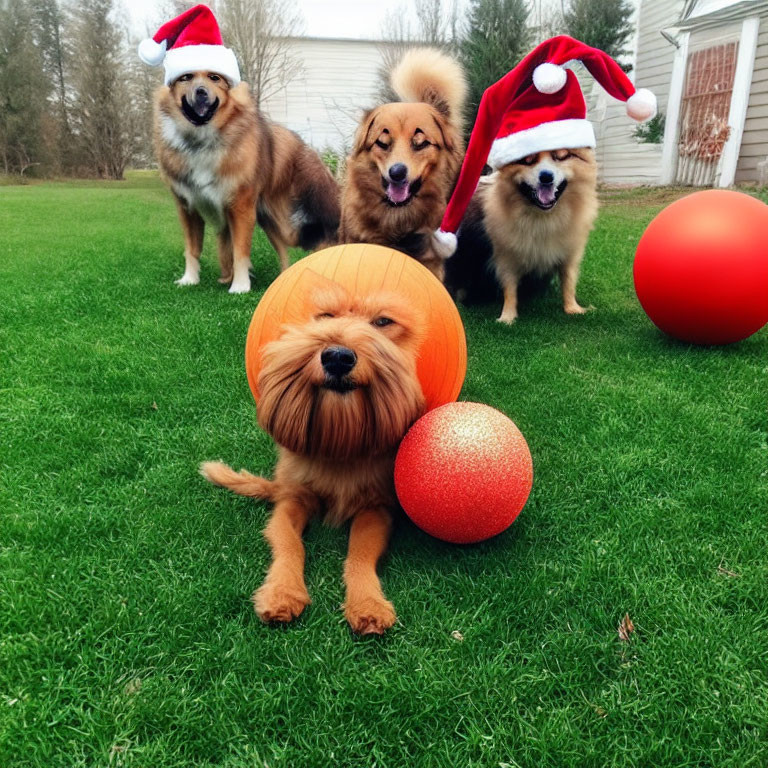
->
[[388, 163, 408, 183], [539, 170, 555, 185], [195, 86, 209, 101], [321, 346, 357, 378]]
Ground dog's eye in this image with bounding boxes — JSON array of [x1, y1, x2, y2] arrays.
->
[[553, 150, 571, 161], [178, 74, 193, 82], [375, 140, 390, 150], [315, 312, 334, 320], [372, 317, 394, 328], [413, 141, 431, 151], [522, 154, 538, 166], [209, 74, 221, 82]]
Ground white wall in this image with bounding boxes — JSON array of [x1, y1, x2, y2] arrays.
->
[[260, 37, 389, 155]]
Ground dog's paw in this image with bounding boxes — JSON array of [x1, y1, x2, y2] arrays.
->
[[345, 595, 396, 635], [175, 273, 200, 286], [253, 583, 310, 624], [564, 302, 591, 315], [496, 313, 517, 325], [228, 278, 251, 294]]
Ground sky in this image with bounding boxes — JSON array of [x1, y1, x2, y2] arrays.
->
[[129, 0, 410, 40], [129, 0, 561, 41]]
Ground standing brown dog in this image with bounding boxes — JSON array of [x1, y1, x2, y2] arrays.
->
[[339, 49, 467, 280], [155, 72, 340, 293], [201, 282, 425, 634]]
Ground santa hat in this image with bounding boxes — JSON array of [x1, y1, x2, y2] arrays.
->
[[433, 35, 657, 258], [138, 4, 240, 87]]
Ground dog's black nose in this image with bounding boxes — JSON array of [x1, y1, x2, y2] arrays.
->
[[388, 163, 408, 183], [195, 86, 209, 101], [321, 346, 357, 378], [539, 170, 555, 185]]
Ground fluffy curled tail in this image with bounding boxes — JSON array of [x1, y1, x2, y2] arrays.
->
[[199, 461, 275, 501], [390, 48, 468, 126]]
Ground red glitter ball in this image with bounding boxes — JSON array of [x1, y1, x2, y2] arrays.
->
[[395, 402, 533, 544]]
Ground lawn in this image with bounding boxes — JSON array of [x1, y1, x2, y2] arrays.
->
[[1, 172, 767, 768]]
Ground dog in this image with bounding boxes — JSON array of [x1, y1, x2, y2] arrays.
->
[[155, 70, 340, 293], [201, 281, 426, 634], [444, 149, 599, 322], [339, 48, 467, 280]]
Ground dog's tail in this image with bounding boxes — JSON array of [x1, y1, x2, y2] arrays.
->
[[390, 48, 468, 127], [199, 461, 275, 501], [293, 146, 341, 250]]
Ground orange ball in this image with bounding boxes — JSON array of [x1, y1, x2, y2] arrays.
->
[[634, 190, 768, 345], [245, 244, 467, 411], [395, 402, 533, 544]]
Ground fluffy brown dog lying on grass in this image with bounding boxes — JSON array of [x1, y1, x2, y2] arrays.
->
[[201, 281, 426, 634]]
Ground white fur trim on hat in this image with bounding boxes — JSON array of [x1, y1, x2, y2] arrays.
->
[[533, 62, 567, 94], [138, 37, 167, 67], [487, 118, 596, 169], [432, 229, 457, 259], [626, 88, 657, 122], [163, 44, 241, 86]]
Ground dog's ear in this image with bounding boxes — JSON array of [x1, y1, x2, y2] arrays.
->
[[352, 109, 379, 155]]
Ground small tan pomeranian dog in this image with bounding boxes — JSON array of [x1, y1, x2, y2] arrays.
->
[[445, 148, 598, 323], [201, 282, 425, 634]]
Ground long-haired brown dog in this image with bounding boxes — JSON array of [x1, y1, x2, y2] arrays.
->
[[201, 281, 425, 634], [445, 148, 598, 322], [156, 71, 340, 293], [339, 49, 467, 280]]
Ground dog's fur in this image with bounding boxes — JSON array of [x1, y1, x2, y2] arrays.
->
[[339, 49, 467, 280], [155, 71, 340, 293], [445, 149, 599, 322], [201, 282, 425, 634]]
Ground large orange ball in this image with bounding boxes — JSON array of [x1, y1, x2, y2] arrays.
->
[[395, 402, 533, 544], [245, 244, 467, 411], [634, 190, 768, 345]]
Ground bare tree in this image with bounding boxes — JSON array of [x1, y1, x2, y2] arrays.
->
[[376, 0, 463, 102], [69, 0, 131, 179], [218, 0, 304, 107], [0, 0, 50, 176]]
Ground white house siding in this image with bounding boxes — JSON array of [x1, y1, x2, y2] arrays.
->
[[735, 16, 768, 183], [592, 0, 684, 184], [259, 37, 388, 155]]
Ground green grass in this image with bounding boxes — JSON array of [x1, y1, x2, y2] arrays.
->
[[1, 172, 767, 768]]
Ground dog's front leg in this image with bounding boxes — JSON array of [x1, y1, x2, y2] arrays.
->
[[253, 494, 314, 624], [227, 193, 256, 294], [343, 507, 396, 635], [216, 226, 234, 284], [174, 198, 204, 286], [496, 259, 520, 324], [560, 249, 589, 315]]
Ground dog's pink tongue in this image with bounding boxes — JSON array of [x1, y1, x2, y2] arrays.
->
[[387, 182, 410, 204], [537, 184, 557, 206]]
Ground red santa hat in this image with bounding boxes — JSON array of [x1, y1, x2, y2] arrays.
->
[[433, 35, 657, 258], [138, 4, 240, 87]]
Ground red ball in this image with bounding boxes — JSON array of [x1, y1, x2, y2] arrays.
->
[[634, 190, 768, 345], [394, 402, 533, 544]]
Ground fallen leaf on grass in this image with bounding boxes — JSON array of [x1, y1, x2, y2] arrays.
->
[[450, 630, 464, 642], [618, 613, 635, 642]]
